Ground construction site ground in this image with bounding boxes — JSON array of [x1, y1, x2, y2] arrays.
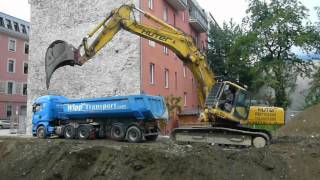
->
[[1, 104, 320, 180]]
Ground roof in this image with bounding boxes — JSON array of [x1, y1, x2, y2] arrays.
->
[[0, 12, 30, 40]]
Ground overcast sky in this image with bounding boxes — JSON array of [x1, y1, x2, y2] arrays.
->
[[0, 0, 318, 24]]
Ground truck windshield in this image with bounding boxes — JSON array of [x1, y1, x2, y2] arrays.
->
[[233, 90, 250, 120], [32, 104, 42, 113]]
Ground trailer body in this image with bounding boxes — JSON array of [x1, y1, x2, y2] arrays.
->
[[32, 95, 168, 142]]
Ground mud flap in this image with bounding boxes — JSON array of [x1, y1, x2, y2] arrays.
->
[[45, 40, 79, 89]]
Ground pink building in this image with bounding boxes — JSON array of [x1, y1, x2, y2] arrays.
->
[[0, 12, 29, 119], [140, 0, 208, 131]]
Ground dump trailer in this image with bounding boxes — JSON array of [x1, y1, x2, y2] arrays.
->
[[32, 94, 168, 142]]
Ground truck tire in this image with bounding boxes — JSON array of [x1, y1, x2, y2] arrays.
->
[[36, 126, 47, 139], [64, 125, 75, 139], [126, 126, 142, 143], [77, 125, 90, 140], [145, 134, 158, 141], [111, 125, 125, 140]]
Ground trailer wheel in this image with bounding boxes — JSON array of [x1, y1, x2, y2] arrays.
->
[[111, 125, 125, 140], [126, 126, 142, 143], [145, 134, 158, 141], [36, 126, 47, 139], [78, 125, 90, 140], [64, 125, 75, 139]]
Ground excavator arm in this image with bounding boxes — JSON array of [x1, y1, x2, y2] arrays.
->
[[45, 4, 215, 107]]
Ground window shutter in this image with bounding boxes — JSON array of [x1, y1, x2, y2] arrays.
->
[[0, 81, 5, 93]]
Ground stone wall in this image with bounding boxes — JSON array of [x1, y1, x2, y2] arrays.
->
[[27, 0, 141, 134]]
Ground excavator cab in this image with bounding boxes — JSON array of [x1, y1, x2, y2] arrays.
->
[[205, 81, 251, 123]]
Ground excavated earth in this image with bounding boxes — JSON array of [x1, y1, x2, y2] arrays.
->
[[1, 105, 320, 180]]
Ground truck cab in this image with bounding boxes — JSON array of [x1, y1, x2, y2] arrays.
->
[[32, 95, 65, 136]]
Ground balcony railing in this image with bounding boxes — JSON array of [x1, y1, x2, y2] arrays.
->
[[166, 0, 188, 10], [188, 0, 208, 32]]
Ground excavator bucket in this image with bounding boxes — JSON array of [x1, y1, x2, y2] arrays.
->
[[45, 40, 80, 89]]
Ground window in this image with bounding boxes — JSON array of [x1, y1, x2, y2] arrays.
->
[[23, 63, 28, 74], [148, 40, 155, 47], [164, 68, 169, 88], [8, 60, 15, 73], [24, 43, 29, 54], [21, 24, 27, 34], [234, 90, 250, 119], [148, 0, 153, 10], [20, 105, 27, 116], [6, 105, 12, 118], [7, 82, 13, 94], [8, 39, 16, 52], [195, 35, 199, 46], [182, 12, 185, 22], [163, 46, 169, 55], [6, 19, 12, 29], [13, 22, 20, 32], [23, 84, 27, 95], [0, 17, 4, 27], [163, 6, 168, 22], [192, 78, 194, 91], [150, 63, 155, 85], [183, 64, 186, 78], [184, 92, 187, 106], [174, 72, 177, 90]]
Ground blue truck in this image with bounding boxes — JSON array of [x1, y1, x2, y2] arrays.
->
[[32, 94, 168, 142]]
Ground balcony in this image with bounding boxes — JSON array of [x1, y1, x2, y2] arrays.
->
[[166, 0, 188, 10], [188, 0, 208, 32]]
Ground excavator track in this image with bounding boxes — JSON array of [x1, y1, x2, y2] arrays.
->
[[171, 125, 271, 148]]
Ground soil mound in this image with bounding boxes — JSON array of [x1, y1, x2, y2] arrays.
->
[[0, 138, 287, 180], [274, 104, 320, 137]]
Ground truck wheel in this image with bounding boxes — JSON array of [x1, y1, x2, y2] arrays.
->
[[78, 125, 90, 140], [126, 126, 142, 143], [145, 134, 158, 141], [64, 125, 75, 139], [111, 125, 125, 140], [36, 126, 47, 139]]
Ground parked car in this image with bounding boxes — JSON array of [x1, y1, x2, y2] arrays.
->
[[0, 119, 11, 129]]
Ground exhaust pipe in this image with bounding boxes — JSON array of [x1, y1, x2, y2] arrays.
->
[[45, 40, 81, 89]]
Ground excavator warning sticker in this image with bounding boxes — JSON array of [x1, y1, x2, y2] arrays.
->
[[252, 107, 277, 123]]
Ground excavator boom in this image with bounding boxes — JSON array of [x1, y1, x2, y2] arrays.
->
[[45, 4, 214, 108]]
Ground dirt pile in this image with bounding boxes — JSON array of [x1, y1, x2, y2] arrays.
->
[[2, 102, 320, 180], [0, 137, 289, 180], [274, 104, 320, 137]]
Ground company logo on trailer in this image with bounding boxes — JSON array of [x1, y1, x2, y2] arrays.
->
[[66, 103, 127, 112]]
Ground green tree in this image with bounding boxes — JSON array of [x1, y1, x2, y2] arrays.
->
[[304, 6, 320, 107], [207, 20, 258, 89], [245, 0, 316, 108]]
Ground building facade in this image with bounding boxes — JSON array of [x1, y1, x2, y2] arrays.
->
[[28, 0, 209, 134], [140, 0, 208, 130], [0, 12, 29, 119]]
